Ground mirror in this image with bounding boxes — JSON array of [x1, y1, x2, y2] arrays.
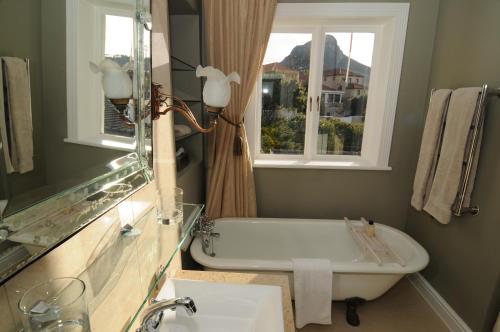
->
[[0, 0, 152, 284]]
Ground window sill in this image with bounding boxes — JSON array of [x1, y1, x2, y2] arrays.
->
[[253, 159, 392, 171], [64, 136, 136, 152]]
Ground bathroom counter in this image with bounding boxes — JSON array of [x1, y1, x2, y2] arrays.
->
[[174, 270, 295, 332]]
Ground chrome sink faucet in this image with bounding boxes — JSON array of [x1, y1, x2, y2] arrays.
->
[[192, 214, 219, 257], [137, 297, 197, 332]]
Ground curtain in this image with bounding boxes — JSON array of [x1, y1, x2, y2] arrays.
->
[[204, 0, 277, 218]]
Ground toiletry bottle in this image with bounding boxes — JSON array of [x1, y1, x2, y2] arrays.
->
[[366, 220, 376, 237]]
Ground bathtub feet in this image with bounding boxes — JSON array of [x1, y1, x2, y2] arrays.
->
[[345, 297, 366, 327]]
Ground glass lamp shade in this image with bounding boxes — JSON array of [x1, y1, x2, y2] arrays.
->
[[89, 59, 133, 99], [196, 65, 240, 108]]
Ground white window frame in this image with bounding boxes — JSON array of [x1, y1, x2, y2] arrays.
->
[[246, 3, 409, 170], [65, 0, 137, 152]]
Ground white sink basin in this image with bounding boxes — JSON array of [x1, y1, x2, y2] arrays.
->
[[156, 279, 284, 332]]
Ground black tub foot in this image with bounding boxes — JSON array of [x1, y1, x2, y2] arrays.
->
[[345, 297, 366, 326]]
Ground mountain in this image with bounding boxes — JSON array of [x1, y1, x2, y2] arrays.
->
[[280, 35, 371, 77]]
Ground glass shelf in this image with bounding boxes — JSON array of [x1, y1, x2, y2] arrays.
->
[[180, 203, 204, 238], [125, 202, 204, 331]]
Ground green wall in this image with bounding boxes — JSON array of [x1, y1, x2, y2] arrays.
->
[[255, 0, 440, 230], [405, 1, 500, 331], [0, 0, 129, 213], [41, 0, 126, 186], [0, 0, 46, 196]]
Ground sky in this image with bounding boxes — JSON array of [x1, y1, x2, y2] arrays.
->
[[104, 15, 134, 57], [263, 32, 374, 67]]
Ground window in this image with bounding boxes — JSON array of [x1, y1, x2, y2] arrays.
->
[[246, 3, 409, 170], [103, 15, 135, 138], [66, 1, 137, 151]]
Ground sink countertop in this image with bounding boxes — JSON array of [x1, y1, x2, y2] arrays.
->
[[174, 270, 294, 332]]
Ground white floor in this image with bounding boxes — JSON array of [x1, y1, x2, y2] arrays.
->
[[297, 278, 449, 332]]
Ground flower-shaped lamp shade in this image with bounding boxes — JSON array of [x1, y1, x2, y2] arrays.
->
[[89, 59, 133, 100], [196, 65, 240, 108]]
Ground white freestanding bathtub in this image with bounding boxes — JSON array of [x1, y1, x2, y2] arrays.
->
[[190, 218, 429, 301]]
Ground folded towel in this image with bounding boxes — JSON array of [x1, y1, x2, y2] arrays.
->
[[0, 63, 14, 174], [493, 312, 500, 332], [424, 87, 482, 224], [1, 57, 33, 174], [292, 258, 332, 328], [174, 124, 192, 137], [411, 89, 452, 210]]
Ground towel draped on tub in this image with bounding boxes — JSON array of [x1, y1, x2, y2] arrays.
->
[[293, 258, 332, 328]]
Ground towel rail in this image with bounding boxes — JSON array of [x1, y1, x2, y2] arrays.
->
[[451, 84, 500, 216]]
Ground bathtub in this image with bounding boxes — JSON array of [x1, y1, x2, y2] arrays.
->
[[190, 218, 429, 301]]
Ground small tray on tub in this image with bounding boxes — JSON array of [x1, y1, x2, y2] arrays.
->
[[344, 217, 406, 267]]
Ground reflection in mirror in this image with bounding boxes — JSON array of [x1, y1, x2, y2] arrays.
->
[[0, 0, 152, 283], [0, 0, 140, 217]]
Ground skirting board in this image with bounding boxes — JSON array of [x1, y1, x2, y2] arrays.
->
[[407, 273, 472, 332]]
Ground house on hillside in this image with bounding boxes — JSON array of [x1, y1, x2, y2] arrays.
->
[[262, 62, 303, 119], [321, 69, 368, 117]]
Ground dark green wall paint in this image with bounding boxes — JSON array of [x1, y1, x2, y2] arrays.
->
[[41, 0, 125, 185], [0, 0, 129, 212], [0, 0, 46, 195], [405, 1, 500, 331]]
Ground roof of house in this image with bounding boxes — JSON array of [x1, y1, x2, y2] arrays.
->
[[346, 83, 367, 89], [323, 68, 365, 78], [263, 62, 297, 73], [322, 84, 343, 91]]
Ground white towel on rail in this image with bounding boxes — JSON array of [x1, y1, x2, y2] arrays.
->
[[424, 87, 482, 224], [1, 57, 33, 174], [411, 89, 452, 210], [0, 63, 15, 174], [292, 258, 332, 328]]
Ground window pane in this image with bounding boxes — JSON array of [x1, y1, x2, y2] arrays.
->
[[103, 15, 135, 138], [260, 33, 311, 155], [317, 32, 374, 156]]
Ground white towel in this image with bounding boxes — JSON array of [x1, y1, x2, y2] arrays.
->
[[0, 200, 7, 215], [424, 87, 482, 224], [1, 57, 33, 174], [174, 124, 192, 137], [493, 312, 500, 332], [292, 258, 332, 328], [0, 63, 15, 174], [411, 89, 452, 210]]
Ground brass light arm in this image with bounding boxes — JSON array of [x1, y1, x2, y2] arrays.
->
[[151, 83, 223, 133]]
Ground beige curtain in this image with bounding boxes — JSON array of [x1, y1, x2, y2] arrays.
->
[[204, 0, 277, 218]]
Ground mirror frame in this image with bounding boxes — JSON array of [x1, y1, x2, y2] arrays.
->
[[0, 0, 154, 285]]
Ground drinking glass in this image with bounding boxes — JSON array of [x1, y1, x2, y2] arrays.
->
[[158, 187, 184, 225], [18, 277, 90, 332]]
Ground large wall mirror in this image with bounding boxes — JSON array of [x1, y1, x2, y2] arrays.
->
[[0, 0, 152, 284]]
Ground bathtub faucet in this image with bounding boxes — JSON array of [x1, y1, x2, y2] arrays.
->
[[193, 214, 219, 257]]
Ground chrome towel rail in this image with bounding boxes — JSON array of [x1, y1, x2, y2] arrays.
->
[[452, 84, 500, 216]]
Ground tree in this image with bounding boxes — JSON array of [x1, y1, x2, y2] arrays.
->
[[318, 118, 363, 155], [261, 113, 306, 154]]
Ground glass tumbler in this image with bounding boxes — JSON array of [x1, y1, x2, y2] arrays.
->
[[168, 187, 184, 224], [18, 277, 90, 332], [157, 187, 184, 225]]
